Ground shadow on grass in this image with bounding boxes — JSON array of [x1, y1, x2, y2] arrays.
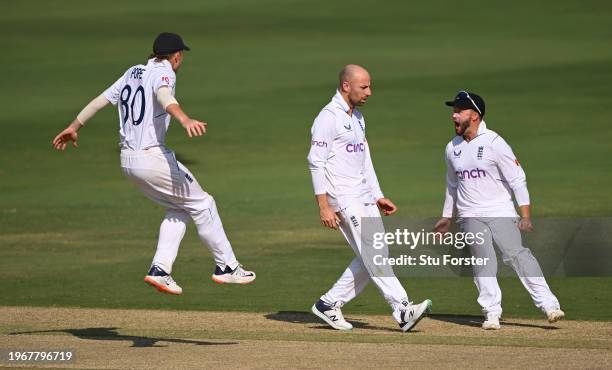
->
[[264, 311, 399, 332], [429, 314, 560, 330], [10, 327, 238, 348]]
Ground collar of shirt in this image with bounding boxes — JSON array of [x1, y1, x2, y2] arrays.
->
[[459, 120, 488, 144], [331, 89, 351, 114], [477, 120, 488, 135], [147, 58, 173, 70]]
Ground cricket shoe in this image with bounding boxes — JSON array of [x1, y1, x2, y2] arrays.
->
[[211, 264, 256, 284], [396, 299, 432, 332], [546, 309, 565, 323], [311, 300, 353, 330], [144, 265, 182, 295], [482, 313, 501, 330]]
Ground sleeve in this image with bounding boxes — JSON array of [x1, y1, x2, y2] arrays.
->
[[76, 94, 110, 125], [152, 70, 176, 94], [363, 140, 384, 201], [492, 136, 530, 206], [307, 110, 336, 195], [156, 86, 179, 110], [102, 73, 127, 106], [442, 146, 458, 218]]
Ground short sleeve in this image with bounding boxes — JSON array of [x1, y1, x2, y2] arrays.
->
[[102, 73, 127, 106], [152, 70, 176, 94]]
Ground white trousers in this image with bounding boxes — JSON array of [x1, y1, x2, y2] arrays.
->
[[120, 147, 239, 274], [459, 217, 560, 316], [321, 201, 410, 316]]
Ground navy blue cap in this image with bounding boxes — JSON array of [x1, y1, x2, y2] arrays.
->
[[153, 32, 190, 55], [445, 91, 485, 117]]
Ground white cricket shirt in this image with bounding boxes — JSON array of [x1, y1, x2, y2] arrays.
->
[[103, 59, 176, 150], [307, 90, 384, 210], [442, 121, 530, 217]]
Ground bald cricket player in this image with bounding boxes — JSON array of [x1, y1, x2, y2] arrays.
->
[[307, 65, 432, 332]]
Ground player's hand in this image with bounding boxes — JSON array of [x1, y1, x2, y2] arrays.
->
[[518, 217, 534, 232], [320, 207, 340, 229], [377, 198, 398, 216], [52, 126, 79, 150], [182, 118, 207, 137], [434, 217, 452, 234]]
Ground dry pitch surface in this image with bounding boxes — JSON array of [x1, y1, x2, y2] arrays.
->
[[1, 306, 610, 369]]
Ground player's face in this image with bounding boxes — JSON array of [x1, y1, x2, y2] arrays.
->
[[346, 73, 372, 107], [171, 51, 184, 72], [452, 107, 475, 136]]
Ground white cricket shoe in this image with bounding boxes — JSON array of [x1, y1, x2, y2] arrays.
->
[[396, 299, 432, 332], [546, 309, 565, 323], [311, 300, 353, 330], [211, 264, 256, 284], [144, 265, 183, 295], [482, 313, 501, 330]]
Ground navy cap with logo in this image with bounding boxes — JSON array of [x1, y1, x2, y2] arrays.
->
[[445, 91, 485, 117], [153, 32, 191, 55]]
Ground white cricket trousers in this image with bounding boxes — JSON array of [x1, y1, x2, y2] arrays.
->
[[459, 217, 560, 316], [120, 147, 239, 274], [321, 201, 410, 316]]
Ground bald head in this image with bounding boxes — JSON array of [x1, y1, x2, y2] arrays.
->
[[339, 64, 370, 86], [338, 64, 372, 109]]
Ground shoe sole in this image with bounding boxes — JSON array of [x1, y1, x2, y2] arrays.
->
[[311, 304, 352, 331], [401, 299, 432, 332], [211, 275, 256, 285], [144, 276, 182, 295]]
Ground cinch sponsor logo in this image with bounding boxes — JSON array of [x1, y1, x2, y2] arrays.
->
[[311, 140, 327, 148], [346, 143, 365, 153], [456, 168, 487, 180]]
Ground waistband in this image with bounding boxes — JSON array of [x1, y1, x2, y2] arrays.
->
[[330, 193, 378, 211], [120, 146, 168, 156]]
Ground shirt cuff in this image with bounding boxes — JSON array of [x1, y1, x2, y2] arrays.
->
[[513, 185, 530, 206], [310, 171, 327, 195], [442, 186, 456, 218]]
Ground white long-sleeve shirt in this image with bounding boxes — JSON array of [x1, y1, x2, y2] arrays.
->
[[307, 90, 384, 210], [103, 58, 177, 150], [442, 121, 530, 217]]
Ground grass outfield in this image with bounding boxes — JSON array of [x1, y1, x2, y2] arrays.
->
[[1, 0, 611, 321]]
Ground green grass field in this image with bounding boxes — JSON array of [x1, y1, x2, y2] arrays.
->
[[1, 0, 611, 322]]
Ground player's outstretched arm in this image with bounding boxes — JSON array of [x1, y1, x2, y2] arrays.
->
[[52, 119, 82, 151], [156, 86, 207, 138], [52, 94, 110, 151], [166, 103, 207, 138]]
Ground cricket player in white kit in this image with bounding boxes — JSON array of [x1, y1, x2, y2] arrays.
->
[[52, 33, 255, 295], [434, 91, 564, 329], [308, 65, 431, 332]]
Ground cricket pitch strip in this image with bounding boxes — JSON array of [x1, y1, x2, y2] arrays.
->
[[1, 306, 610, 369]]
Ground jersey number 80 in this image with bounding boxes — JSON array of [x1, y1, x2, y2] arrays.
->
[[120, 85, 145, 126]]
